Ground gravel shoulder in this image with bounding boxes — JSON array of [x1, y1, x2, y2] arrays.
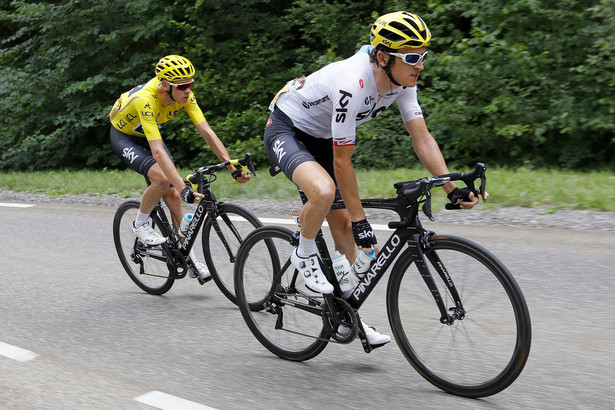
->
[[1, 190, 614, 232]]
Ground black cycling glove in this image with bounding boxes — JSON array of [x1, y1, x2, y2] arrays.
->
[[447, 187, 472, 206], [352, 219, 377, 248], [181, 187, 196, 204], [231, 168, 243, 180]]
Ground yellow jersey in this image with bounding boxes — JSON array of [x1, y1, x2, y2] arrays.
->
[[109, 78, 206, 140]]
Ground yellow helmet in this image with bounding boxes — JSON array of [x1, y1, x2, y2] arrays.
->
[[370, 11, 431, 49], [155, 55, 195, 82]]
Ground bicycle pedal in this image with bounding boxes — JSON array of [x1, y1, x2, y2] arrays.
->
[[197, 275, 213, 285], [368, 342, 388, 350]]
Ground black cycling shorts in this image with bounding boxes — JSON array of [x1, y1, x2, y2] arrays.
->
[[264, 107, 342, 203], [264, 108, 335, 181], [110, 126, 174, 183]]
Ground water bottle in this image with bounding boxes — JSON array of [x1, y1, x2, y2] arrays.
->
[[351, 246, 376, 280], [178, 213, 194, 238], [331, 251, 357, 298]]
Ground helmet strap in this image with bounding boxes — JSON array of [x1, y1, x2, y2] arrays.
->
[[160, 80, 178, 102], [166, 87, 177, 102], [375, 48, 402, 87], [382, 57, 402, 87]]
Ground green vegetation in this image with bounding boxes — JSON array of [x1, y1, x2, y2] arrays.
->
[[1, 0, 613, 172], [1, 167, 613, 212]]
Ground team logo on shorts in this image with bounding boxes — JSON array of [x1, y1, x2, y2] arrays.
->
[[122, 147, 140, 164], [273, 139, 286, 162], [266, 118, 272, 127], [359, 79, 364, 89]]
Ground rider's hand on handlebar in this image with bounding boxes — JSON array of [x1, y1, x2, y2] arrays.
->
[[180, 187, 204, 203], [447, 187, 489, 210], [231, 167, 251, 183]]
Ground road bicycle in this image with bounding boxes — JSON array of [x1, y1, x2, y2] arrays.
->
[[113, 153, 262, 304], [233, 163, 531, 398]]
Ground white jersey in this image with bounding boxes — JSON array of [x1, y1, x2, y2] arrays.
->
[[274, 51, 424, 146]]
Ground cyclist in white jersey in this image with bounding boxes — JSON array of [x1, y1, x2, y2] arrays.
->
[[264, 11, 487, 347], [273, 51, 424, 144]]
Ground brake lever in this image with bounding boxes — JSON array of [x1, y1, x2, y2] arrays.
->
[[479, 163, 487, 202], [238, 153, 256, 177], [422, 190, 434, 221], [247, 158, 257, 179], [186, 171, 202, 192]]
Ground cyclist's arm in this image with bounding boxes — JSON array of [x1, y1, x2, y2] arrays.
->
[[195, 119, 251, 182], [405, 117, 480, 208], [332, 144, 365, 222]]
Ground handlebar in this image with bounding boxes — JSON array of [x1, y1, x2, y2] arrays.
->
[[390, 163, 487, 226], [438, 163, 487, 209], [187, 153, 256, 191]]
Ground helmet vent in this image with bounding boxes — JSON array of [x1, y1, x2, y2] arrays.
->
[[390, 21, 420, 40], [401, 39, 425, 48], [379, 27, 406, 43]]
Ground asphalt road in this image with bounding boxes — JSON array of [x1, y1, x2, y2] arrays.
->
[[1, 203, 614, 409]]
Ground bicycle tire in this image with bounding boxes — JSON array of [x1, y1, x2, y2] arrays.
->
[[201, 203, 262, 305], [234, 226, 330, 361], [387, 235, 531, 398], [113, 200, 175, 295]]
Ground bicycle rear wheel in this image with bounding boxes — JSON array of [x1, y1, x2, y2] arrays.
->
[[113, 201, 175, 295], [201, 203, 262, 305], [387, 235, 531, 398], [234, 226, 330, 361]]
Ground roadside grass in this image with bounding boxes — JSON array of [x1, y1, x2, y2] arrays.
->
[[1, 167, 614, 212]]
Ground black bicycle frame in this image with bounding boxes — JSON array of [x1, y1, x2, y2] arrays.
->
[[327, 197, 464, 324], [149, 190, 211, 267], [268, 192, 467, 328], [271, 164, 487, 325]]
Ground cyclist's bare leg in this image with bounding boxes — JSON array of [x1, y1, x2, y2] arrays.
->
[[162, 187, 183, 231], [140, 163, 171, 214], [326, 209, 357, 263], [289, 161, 336, 293], [291, 161, 336, 240]]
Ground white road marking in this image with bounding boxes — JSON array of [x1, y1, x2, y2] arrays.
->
[[135, 391, 217, 409], [0, 341, 38, 362], [230, 216, 392, 231], [0, 203, 34, 208]]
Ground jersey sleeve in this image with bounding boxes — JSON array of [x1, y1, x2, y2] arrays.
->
[[184, 93, 206, 125], [136, 97, 163, 141], [396, 86, 424, 124]]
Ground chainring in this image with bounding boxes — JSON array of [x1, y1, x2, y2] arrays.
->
[[325, 296, 358, 344]]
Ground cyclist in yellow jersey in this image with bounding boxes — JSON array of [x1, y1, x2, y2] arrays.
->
[[110, 55, 250, 281]]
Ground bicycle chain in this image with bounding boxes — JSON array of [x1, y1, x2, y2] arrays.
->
[[272, 293, 359, 344]]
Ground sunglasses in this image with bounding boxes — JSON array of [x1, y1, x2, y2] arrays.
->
[[165, 79, 194, 91], [388, 50, 428, 66]]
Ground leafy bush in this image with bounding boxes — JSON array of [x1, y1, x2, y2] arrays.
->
[[1, 0, 613, 171]]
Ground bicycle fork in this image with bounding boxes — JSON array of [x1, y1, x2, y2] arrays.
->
[[407, 233, 466, 325], [211, 212, 240, 263]]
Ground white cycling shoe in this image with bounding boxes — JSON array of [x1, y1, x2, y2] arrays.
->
[[188, 259, 211, 281], [339, 319, 391, 347], [291, 249, 334, 294], [132, 222, 166, 246]]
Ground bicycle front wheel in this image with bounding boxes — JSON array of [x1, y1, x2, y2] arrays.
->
[[234, 226, 330, 361], [113, 201, 175, 295], [202, 203, 262, 305], [387, 235, 531, 398]]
